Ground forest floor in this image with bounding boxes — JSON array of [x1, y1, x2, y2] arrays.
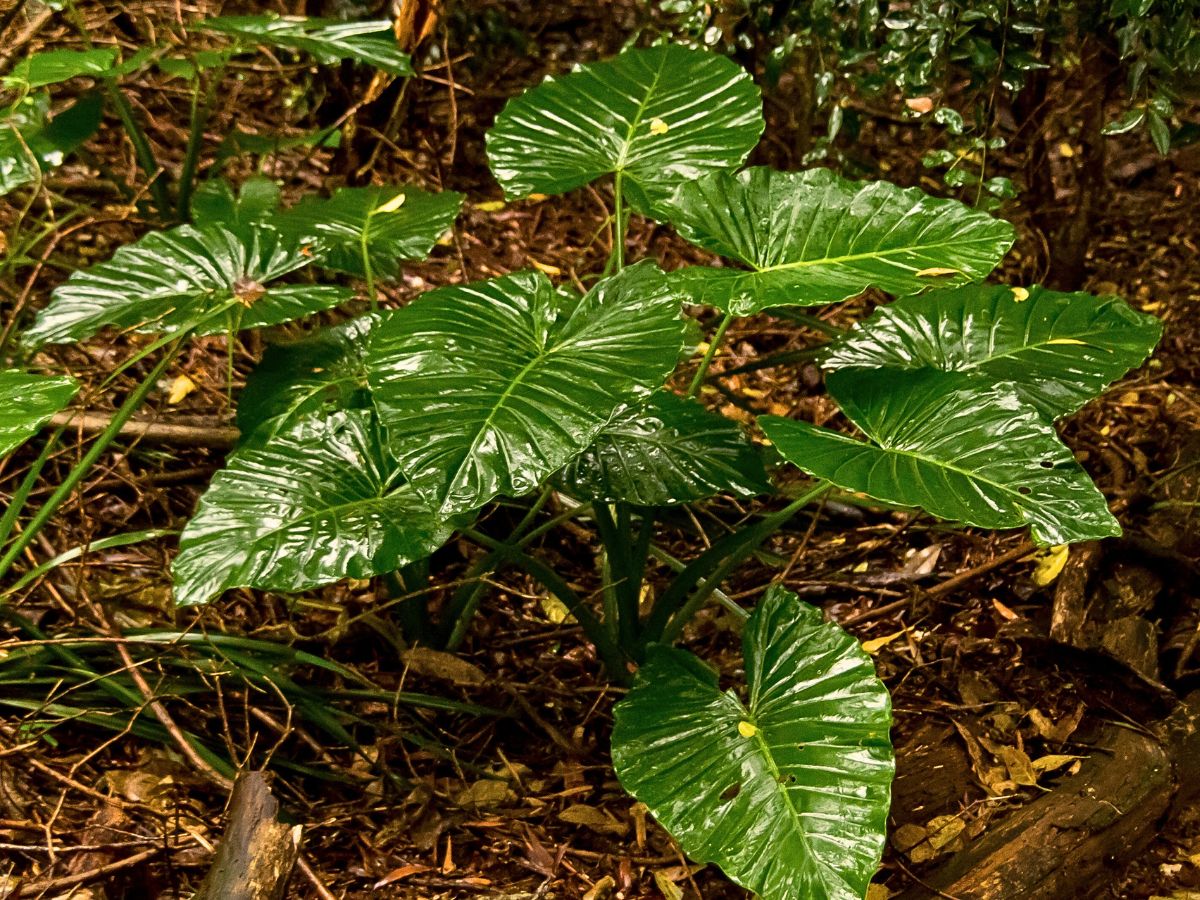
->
[[1, 2, 1199, 898]]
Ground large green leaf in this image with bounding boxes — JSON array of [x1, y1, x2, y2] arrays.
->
[[761, 369, 1120, 545], [0, 371, 77, 457], [190, 176, 281, 228], [612, 585, 893, 900], [22, 224, 351, 347], [272, 186, 463, 278], [198, 15, 413, 76], [824, 284, 1163, 420], [237, 313, 388, 447], [663, 167, 1016, 315], [557, 391, 771, 505], [369, 261, 685, 515], [173, 410, 451, 607], [2, 49, 118, 88], [0, 93, 103, 196], [486, 44, 763, 214]]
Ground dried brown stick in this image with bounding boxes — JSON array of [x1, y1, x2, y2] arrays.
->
[[49, 412, 239, 449]]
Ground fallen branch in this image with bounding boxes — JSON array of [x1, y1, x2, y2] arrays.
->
[[50, 411, 239, 449], [194, 772, 302, 900]]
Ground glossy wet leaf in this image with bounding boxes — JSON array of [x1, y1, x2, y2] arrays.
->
[[824, 284, 1163, 419], [22, 224, 350, 347], [190, 176, 281, 228], [0, 371, 77, 457], [761, 369, 1120, 545], [0, 93, 103, 196], [238, 313, 388, 447], [486, 44, 763, 214], [199, 15, 414, 76], [663, 167, 1015, 315], [369, 261, 685, 515], [273, 185, 463, 278], [557, 391, 771, 505], [173, 410, 452, 606], [612, 584, 893, 900]]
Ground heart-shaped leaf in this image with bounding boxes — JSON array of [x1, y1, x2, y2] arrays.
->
[[0, 371, 77, 457], [198, 15, 413, 76], [22, 224, 351, 347], [238, 313, 387, 447], [1, 93, 103, 196], [557, 391, 771, 505], [369, 261, 685, 515], [612, 584, 893, 900], [173, 410, 452, 607], [824, 284, 1163, 419], [486, 44, 763, 214], [272, 185, 463, 278], [761, 369, 1119, 545], [663, 167, 1015, 315]]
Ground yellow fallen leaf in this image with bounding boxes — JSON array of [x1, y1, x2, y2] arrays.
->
[[530, 258, 562, 276], [1031, 544, 1069, 586], [374, 192, 407, 214], [737, 721, 759, 738], [915, 267, 961, 277], [1011, 286, 1030, 302], [653, 871, 684, 900], [475, 200, 506, 212], [167, 374, 196, 404], [539, 594, 574, 624], [852, 561, 869, 573], [862, 629, 906, 654], [1031, 753, 1083, 774], [649, 117, 669, 135], [1058, 141, 1076, 158], [527, 193, 550, 202]]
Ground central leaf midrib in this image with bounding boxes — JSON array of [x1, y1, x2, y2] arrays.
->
[[441, 343, 554, 507], [613, 50, 670, 175], [867, 438, 1032, 511], [743, 703, 842, 893], [752, 237, 986, 275], [226, 476, 417, 554]]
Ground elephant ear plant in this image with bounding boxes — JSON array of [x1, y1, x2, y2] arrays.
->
[[5, 42, 1162, 900]]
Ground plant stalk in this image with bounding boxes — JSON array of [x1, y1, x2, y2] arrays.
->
[[688, 312, 735, 398], [642, 481, 830, 647]]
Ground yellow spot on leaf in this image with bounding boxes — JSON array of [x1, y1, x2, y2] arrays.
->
[[649, 117, 669, 135], [1046, 338, 1087, 345], [737, 721, 758, 739], [1031, 544, 1069, 587], [915, 267, 961, 278], [1011, 286, 1030, 302], [373, 192, 407, 214]]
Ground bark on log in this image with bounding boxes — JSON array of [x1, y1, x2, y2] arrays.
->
[[897, 694, 1200, 899], [194, 772, 301, 900]]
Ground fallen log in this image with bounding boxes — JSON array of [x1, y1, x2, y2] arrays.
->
[[896, 693, 1200, 899], [194, 772, 302, 900]]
